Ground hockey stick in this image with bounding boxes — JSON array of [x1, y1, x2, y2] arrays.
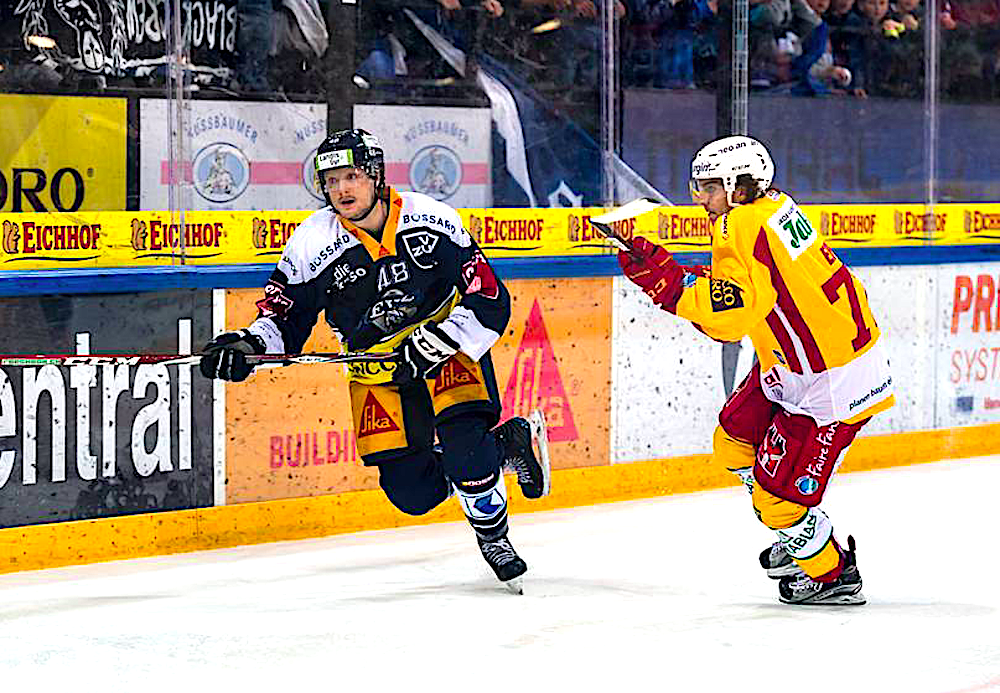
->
[[0, 352, 397, 368], [589, 197, 662, 255]]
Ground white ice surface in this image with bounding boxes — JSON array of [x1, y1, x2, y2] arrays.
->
[[2, 458, 999, 693]]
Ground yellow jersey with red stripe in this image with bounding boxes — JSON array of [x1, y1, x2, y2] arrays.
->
[[673, 190, 894, 425]]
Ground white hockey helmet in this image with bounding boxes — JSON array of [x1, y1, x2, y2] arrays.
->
[[689, 136, 775, 206]]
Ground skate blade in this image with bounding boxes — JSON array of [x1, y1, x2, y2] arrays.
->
[[502, 576, 524, 595], [528, 409, 552, 497], [780, 589, 866, 606]]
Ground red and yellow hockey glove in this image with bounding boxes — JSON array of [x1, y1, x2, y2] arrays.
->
[[617, 236, 686, 313]]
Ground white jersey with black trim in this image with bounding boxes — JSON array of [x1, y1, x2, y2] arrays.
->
[[246, 188, 511, 365]]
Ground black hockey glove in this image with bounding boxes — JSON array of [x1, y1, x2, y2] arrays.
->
[[199, 329, 266, 382], [392, 322, 460, 385]]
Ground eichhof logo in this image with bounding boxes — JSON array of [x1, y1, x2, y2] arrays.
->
[[252, 217, 297, 250], [409, 145, 461, 201], [894, 210, 946, 236], [964, 210, 1000, 235], [465, 214, 542, 246], [193, 142, 250, 203], [820, 211, 876, 238], [252, 218, 268, 249], [0, 219, 100, 255], [568, 214, 616, 244], [131, 219, 148, 250], [468, 215, 484, 244], [657, 212, 709, 241], [2, 220, 19, 254]]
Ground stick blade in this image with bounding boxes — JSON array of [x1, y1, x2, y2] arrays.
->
[[591, 197, 661, 225]]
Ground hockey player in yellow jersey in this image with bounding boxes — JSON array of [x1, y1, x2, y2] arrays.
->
[[617, 135, 894, 605]]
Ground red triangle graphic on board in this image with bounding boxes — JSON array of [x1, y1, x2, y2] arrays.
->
[[502, 298, 578, 442]]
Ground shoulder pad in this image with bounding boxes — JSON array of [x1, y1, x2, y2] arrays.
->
[[279, 208, 358, 283], [397, 191, 471, 248]]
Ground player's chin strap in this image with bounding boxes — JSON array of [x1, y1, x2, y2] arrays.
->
[[344, 182, 389, 224], [346, 194, 383, 223]]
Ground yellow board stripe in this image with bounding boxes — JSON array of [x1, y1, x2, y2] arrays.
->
[[2, 423, 998, 574]]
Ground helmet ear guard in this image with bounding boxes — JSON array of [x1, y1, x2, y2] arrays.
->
[[689, 136, 775, 206]]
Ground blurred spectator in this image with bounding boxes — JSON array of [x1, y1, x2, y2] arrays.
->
[[890, 0, 922, 29], [237, 0, 276, 93], [633, 0, 715, 89], [789, 0, 854, 94], [825, 0, 868, 95], [854, 0, 907, 96], [880, 0, 923, 96], [692, 0, 720, 87], [548, 0, 629, 98], [940, 0, 1000, 99], [0, 5, 63, 92], [356, 0, 505, 86], [749, 0, 822, 87], [472, 0, 632, 135], [265, 0, 331, 95]]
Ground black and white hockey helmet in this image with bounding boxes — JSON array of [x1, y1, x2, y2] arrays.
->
[[314, 129, 386, 207]]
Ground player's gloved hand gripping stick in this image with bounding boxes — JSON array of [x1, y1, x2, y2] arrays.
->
[[591, 199, 687, 313]]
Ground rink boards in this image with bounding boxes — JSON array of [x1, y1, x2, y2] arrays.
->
[[2, 210, 1000, 571]]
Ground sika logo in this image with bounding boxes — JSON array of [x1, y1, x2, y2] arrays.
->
[[964, 210, 1000, 235], [2, 221, 19, 254], [433, 359, 480, 396], [252, 217, 297, 250], [357, 391, 400, 438], [131, 219, 148, 250]]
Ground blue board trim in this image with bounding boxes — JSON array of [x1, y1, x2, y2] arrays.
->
[[0, 245, 997, 296]]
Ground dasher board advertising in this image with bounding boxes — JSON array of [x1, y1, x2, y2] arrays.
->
[[0, 291, 215, 528], [140, 100, 327, 210]]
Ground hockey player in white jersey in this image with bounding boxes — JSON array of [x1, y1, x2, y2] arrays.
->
[[200, 129, 550, 593]]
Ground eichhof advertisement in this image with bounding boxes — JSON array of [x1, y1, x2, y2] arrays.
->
[[0, 291, 215, 528], [355, 104, 492, 208], [140, 100, 328, 211], [5, 203, 1000, 269]]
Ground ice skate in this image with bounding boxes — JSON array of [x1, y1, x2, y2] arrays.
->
[[495, 409, 551, 499], [778, 536, 866, 606], [478, 534, 527, 595], [760, 541, 805, 579]]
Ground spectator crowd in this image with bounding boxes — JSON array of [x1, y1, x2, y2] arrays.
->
[[0, 0, 997, 130]]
